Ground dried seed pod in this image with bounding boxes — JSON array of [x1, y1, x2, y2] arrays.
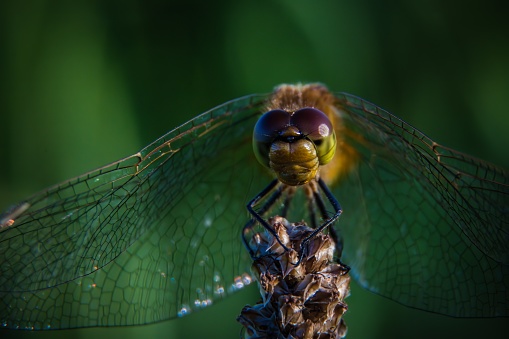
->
[[238, 216, 350, 339]]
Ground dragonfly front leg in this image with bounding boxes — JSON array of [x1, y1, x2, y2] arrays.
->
[[243, 179, 293, 258]]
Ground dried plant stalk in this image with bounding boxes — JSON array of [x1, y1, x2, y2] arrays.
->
[[238, 216, 350, 339]]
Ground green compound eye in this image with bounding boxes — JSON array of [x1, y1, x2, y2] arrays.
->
[[291, 108, 336, 165]]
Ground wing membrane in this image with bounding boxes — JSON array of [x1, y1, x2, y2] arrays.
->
[[0, 94, 269, 328], [1, 89, 507, 330], [333, 93, 509, 316]]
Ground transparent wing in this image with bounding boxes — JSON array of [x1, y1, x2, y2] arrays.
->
[[0, 94, 270, 329], [2, 89, 508, 331], [332, 92, 509, 317]]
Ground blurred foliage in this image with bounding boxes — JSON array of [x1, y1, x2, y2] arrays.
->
[[0, 0, 508, 339]]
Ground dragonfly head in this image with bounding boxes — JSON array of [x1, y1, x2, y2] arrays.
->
[[253, 107, 336, 186]]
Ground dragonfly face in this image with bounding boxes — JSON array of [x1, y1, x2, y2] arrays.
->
[[252, 106, 336, 186], [0, 84, 508, 331]]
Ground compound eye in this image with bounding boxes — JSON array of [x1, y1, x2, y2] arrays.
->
[[253, 109, 290, 144], [253, 109, 290, 168], [290, 107, 336, 165], [291, 108, 333, 141]]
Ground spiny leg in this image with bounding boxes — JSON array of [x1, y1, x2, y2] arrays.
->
[[243, 179, 293, 257], [309, 181, 343, 256], [294, 178, 343, 266]]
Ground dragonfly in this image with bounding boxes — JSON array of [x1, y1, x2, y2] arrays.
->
[[0, 84, 507, 331]]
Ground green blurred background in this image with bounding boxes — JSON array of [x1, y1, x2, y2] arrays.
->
[[0, 0, 508, 338]]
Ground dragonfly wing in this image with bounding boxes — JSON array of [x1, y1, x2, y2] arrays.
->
[[0, 94, 270, 329], [331, 93, 509, 317]]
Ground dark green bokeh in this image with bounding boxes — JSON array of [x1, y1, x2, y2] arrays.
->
[[0, 1, 507, 338]]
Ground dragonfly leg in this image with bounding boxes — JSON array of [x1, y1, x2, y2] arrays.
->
[[305, 185, 319, 229], [310, 183, 343, 257], [280, 186, 296, 219], [243, 179, 293, 257], [293, 178, 343, 266], [242, 218, 258, 257]]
